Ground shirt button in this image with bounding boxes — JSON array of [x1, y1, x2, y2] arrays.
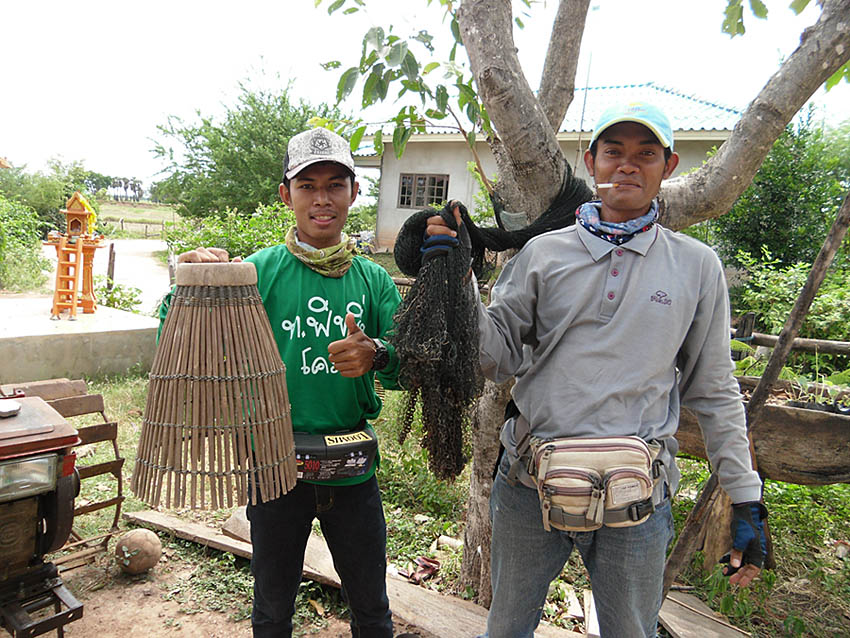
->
[[607, 292, 615, 300], [611, 269, 619, 277], [616, 249, 624, 256]]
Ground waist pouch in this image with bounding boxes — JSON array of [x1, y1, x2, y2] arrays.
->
[[294, 426, 377, 482], [528, 435, 662, 532]]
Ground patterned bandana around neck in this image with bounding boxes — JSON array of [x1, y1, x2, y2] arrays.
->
[[575, 200, 658, 246], [284, 226, 357, 278]]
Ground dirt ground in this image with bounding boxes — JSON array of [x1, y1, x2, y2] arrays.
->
[[60, 558, 429, 638]]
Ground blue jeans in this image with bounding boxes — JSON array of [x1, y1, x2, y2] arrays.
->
[[246, 475, 393, 638], [484, 457, 674, 638]]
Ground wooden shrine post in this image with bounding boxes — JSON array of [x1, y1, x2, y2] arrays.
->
[[44, 191, 106, 319]]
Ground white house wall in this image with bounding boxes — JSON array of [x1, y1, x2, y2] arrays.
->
[[372, 137, 719, 251]]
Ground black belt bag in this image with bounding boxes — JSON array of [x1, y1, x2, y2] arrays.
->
[[294, 425, 378, 482]]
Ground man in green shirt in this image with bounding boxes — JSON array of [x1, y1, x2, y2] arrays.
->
[[173, 128, 406, 638]]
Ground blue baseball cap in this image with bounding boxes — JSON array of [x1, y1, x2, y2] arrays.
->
[[590, 102, 674, 150]]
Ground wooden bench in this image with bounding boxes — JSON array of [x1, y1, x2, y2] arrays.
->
[[1, 378, 125, 570]]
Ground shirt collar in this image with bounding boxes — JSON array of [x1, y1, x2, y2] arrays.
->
[[577, 222, 658, 261]]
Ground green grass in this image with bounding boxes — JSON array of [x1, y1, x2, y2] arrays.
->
[[98, 202, 179, 223], [367, 252, 403, 278]]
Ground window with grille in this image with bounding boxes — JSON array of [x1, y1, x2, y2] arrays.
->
[[397, 173, 449, 208]]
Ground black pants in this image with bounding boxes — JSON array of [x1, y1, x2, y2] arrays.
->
[[246, 475, 393, 638]]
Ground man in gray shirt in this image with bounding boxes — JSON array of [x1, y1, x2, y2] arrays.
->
[[426, 102, 767, 638]]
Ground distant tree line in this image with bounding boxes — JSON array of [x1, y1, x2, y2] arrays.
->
[[108, 177, 144, 202]]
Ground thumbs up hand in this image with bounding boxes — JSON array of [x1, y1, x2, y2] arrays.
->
[[327, 313, 376, 378]]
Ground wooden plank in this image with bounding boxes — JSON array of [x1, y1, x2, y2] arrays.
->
[[564, 584, 583, 619], [0, 378, 86, 401], [677, 404, 850, 485], [129, 509, 582, 637], [75, 421, 118, 445], [659, 591, 750, 638], [74, 495, 123, 516], [582, 590, 600, 638], [124, 510, 253, 560], [221, 505, 250, 542], [77, 458, 124, 480], [48, 394, 105, 418]]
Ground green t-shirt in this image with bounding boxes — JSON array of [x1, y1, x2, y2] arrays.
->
[[159, 246, 402, 486]]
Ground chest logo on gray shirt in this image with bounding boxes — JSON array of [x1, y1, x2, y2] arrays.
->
[[651, 290, 672, 306]]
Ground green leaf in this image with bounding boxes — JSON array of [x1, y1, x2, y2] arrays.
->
[[401, 50, 419, 80], [789, 0, 810, 14], [350, 125, 367, 152], [320, 60, 341, 71], [337, 67, 359, 103], [425, 108, 447, 120], [722, 0, 745, 36], [450, 17, 461, 43], [392, 126, 413, 159], [456, 82, 476, 109], [749, 0, 768, 18], [466, 101, 480, 123], [466, 130, 476, 149], [362, 69, 382, 107], [364, 26, 385, 52], [327, 0, 345, 15], [373, 130, 384, 156], [825, 62, 850, 91], [343, 6, 359, 14], [423, 62, 440, 75], [415, 30, 435, 53], [515, 17, 525, 29], [436, 85, 448, 113], [387, 41, 409, 67]]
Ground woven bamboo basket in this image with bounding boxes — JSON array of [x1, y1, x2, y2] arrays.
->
[[132, 262, 297, 509]]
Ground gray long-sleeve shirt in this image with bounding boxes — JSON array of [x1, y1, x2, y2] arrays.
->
[[477, 221, 762, 504]]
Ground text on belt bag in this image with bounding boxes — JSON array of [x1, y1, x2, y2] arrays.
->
[[531, 435, 660, 532]]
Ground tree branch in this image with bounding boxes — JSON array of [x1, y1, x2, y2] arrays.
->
[[457, 0, 568, 218], [538, 0, 591, 130], [660, 0, 850, 230]]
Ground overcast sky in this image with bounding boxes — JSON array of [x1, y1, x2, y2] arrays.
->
[[1, 0, 847, 188]]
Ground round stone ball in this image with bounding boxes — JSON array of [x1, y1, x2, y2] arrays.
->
[[115, 529, 162, 574]]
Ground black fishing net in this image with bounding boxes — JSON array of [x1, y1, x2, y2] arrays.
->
[[390, 172, 594, 480]]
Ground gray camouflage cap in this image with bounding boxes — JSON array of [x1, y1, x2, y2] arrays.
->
[[283, 128, 355, 180]]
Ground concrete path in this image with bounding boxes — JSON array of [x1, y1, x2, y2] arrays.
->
[[42, 238, 170, 315]]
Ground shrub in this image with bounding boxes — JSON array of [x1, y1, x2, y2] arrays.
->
[[733, 248, 850, 373], [711, 113, 849, 268], [0, 194, 50, 291], [93, 275, 143, 313], [164, 202, 296, 258]]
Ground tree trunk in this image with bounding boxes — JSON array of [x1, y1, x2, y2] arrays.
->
[[538, 0, 591, 130], [457, 0, 586, 219], [460, 377, 512, 607]]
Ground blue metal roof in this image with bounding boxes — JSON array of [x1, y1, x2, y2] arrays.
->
[[357, 82, 741, 154], [563, 82, 742, 133]]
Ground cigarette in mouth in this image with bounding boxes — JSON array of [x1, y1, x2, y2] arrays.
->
[[596, 183, 619, 189]]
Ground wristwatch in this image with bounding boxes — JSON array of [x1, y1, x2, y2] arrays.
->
[[371, 338, 389, 371]]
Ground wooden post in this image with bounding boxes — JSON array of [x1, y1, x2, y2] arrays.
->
[[663, 189, 850, 595], [731, 312, 756, 361], [106, 243, 116, 293]]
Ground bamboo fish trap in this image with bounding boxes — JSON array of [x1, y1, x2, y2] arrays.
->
[[132, 262, 297, 509]]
